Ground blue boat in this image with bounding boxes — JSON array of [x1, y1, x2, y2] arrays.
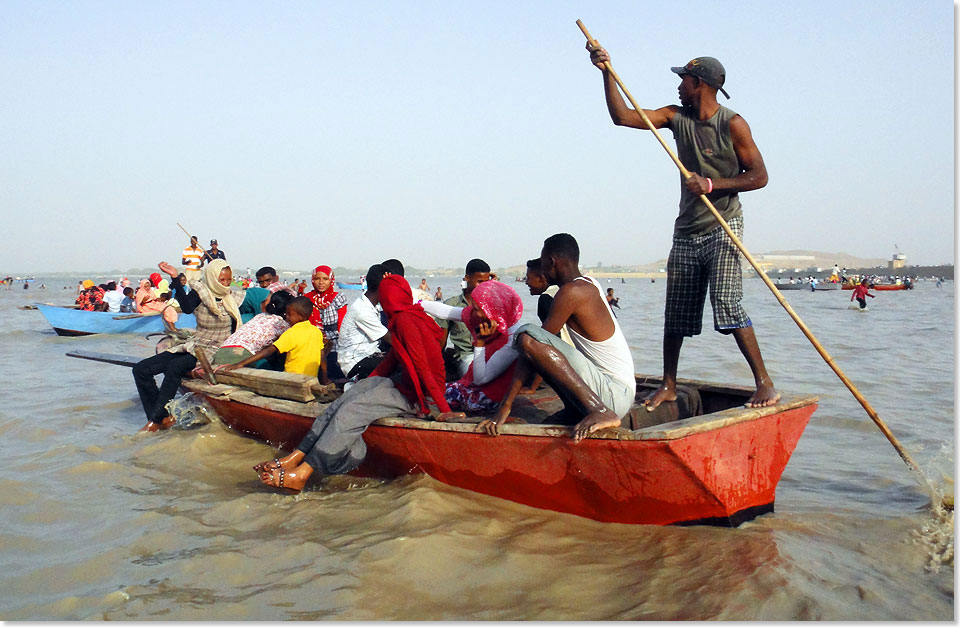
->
[[35, 304, 198, 337], [336, 281, 364, 290]]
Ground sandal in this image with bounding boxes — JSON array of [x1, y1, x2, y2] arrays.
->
[[253, 458, 280, 473]]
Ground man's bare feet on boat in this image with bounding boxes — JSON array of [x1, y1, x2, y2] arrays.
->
[[745, 382, 781, 408], [260, 462, 313, 492], [642, 384, 677, 411], [254, 450, 305, 474], [139, 415, 174, 432], [572, 409, 621, 443]]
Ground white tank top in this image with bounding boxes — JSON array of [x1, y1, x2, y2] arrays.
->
[[567, 277, 636, 393]]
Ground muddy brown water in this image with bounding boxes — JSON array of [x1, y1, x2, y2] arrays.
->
[[0, 278, 952, 619]]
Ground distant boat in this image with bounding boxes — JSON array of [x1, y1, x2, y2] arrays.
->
[[36, 304, 197, 336], [336, 282, 364, 291], [773, 283, 806, 291], [841, 284, 909, 291]]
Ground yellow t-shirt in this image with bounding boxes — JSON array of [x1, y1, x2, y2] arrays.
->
[[273, 320, 325, 377]]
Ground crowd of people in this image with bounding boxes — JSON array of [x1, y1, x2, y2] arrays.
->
[[129, 48, 796, 492]]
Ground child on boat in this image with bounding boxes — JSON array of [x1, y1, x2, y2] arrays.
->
[[216, 296, 324, 378], [212, 290, 293, 367]]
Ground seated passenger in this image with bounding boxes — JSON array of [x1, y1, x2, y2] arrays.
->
[[75, 280, 105, 311], [102, 281, 124, 313], [255, 266, 294, 294], [478, 233, 636, 443], [421, 280, 524, 412], [337, 264, 390, 381], [304, 265, 348, 382], [217, 296, 324, 378], [133, 260, 243, 432], [437, 258, 491, 381], [381, 258, 433, 304], [213, 290, 293, 366], [239, 285, 271, 317], [119, 287, 136, 313], [252, 275, 463, 492]]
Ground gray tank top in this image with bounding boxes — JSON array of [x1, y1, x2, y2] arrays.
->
[[668, 105, 742, 237]]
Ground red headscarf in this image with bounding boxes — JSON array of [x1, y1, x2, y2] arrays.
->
[[149, 273, 163, 288], [458, 280, 524, 401], [305, 265, 346, 330], [370, 275, 451, 415]]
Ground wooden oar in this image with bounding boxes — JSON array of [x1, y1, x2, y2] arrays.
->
[[576, 20, 928, 481], [112, 312, 161, 320]]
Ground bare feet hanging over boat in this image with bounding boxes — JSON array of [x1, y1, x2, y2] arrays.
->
[[642, 383, 677, 411], [253, 450, 305, 474], [139, 415, 174, 432], [572, 408, 621, 443], [259, 462, 313, 492]]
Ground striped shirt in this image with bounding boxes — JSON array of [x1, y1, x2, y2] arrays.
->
[[181, 246, 204, 268]]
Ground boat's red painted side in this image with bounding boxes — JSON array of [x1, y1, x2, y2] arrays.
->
[[841, 284, 908, 291], [204, 395, 816, 526]]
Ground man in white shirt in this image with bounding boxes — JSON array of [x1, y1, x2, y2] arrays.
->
[[102, 281, 125, 313], [337, 264, 390, 380]]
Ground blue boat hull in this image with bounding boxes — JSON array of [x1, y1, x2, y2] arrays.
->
[[336, 282, 364, 290], [36, 304, 198, 336]]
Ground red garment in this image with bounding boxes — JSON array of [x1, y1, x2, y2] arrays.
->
[[370, 275, 451, 415], [458, 280, 523, 402], [75, 287, 105, 311], [149, 273, 162, 288], [851, 284, 873, 300], [305, 265, 346, 330]]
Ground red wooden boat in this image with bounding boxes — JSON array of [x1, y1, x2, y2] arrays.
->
[[841, 283, 909, 291], [180, 375, 817, 527], [65, 350, 818, 527]]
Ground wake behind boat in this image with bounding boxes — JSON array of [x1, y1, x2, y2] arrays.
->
[[67, 350, 818, 527]]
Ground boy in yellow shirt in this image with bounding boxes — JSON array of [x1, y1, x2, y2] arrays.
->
[[217, 297, 325, 378]]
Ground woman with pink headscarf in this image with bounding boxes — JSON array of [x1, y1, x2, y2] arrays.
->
[[420, 280, 525, 412]]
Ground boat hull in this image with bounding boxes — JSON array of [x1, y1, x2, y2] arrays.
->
[[197, 382, 816, 527], [36, 304, 197, 336], [841, 284, 908, 291]]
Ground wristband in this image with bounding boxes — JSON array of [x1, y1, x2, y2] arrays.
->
[[706, 178, 714, 194]]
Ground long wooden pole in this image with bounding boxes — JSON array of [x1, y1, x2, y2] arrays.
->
[[576, 19, 923, 475], [177, 223, 212, 262]]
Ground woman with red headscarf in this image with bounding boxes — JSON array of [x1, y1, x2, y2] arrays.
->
[[420, 280, 525, 412], [304, 265, 348, 382], [253, 275, 463, 492]]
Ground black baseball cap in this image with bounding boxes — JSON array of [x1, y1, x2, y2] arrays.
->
[[210, 239, 218, 245], [671, 57, 730, 99]]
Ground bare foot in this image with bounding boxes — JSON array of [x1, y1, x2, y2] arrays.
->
[[139, 415, 174, 432], [260, 462, 313, 492], [517, 387, 536, 395], [745, 383, 781, 408], [435, 411, 466, 422], [254, 450, 305, 473], [572, 409, 622, 443], [642, 384, 677, 412]]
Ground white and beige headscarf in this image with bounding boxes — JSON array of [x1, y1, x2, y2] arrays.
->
[[189, 259, 243, 331]]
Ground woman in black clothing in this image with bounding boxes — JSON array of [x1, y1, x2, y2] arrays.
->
[[132, 260, 242, 432]]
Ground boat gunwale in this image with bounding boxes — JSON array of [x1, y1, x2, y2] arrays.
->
[[183, 375, 818, 442]]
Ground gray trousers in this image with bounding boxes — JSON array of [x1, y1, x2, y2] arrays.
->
[[297, 376, 415, 475]]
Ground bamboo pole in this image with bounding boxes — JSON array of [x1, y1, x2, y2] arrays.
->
[[576, 19, 923, 476]]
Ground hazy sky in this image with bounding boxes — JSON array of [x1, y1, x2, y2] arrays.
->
[[1, 0, 953, 273]]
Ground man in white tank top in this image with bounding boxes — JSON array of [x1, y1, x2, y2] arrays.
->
[[479, 234, 636, 443]]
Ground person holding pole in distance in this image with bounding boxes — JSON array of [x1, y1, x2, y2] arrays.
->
[[585, 43, 779, 410]]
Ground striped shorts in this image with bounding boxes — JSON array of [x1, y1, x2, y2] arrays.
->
[[664, 216, 751, 337]]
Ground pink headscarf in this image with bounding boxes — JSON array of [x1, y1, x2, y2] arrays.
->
[[460, 280, 523, 348]]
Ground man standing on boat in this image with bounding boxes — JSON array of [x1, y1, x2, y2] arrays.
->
[[181, 235, 205, 282], [200, 239, 226, 267], [587, 48, 779, 409]]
